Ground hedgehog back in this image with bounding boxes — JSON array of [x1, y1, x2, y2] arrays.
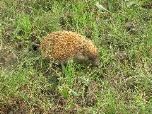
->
[[40, 31, 86, 63]]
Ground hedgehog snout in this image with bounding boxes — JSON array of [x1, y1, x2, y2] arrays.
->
[[92, 58, 100, 67], [94, 53, 100, 66]]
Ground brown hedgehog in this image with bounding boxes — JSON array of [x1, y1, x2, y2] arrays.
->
[[40, 31, 100, 66]]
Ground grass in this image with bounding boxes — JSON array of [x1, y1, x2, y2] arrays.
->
[[0, 0, 152, 113]]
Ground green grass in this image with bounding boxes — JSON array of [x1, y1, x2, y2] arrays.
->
[[0, 0, 152, 113]]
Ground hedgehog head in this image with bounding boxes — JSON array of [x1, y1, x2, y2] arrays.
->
[[83, 39, 100, 66]]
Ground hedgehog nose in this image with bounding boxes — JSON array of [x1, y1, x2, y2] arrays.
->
[[93, 59, 100, 67]]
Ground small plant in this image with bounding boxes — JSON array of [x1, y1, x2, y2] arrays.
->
[[58, 61, 76, 99], [15, 13, 32, 40]]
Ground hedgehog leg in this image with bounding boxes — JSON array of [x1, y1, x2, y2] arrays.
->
[[60, 60, 67, 68]]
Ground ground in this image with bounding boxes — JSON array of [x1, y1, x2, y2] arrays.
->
[[0, 0, 152, 114]]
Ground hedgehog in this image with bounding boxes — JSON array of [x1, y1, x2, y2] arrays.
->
[[40, 31, 100, 66]]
